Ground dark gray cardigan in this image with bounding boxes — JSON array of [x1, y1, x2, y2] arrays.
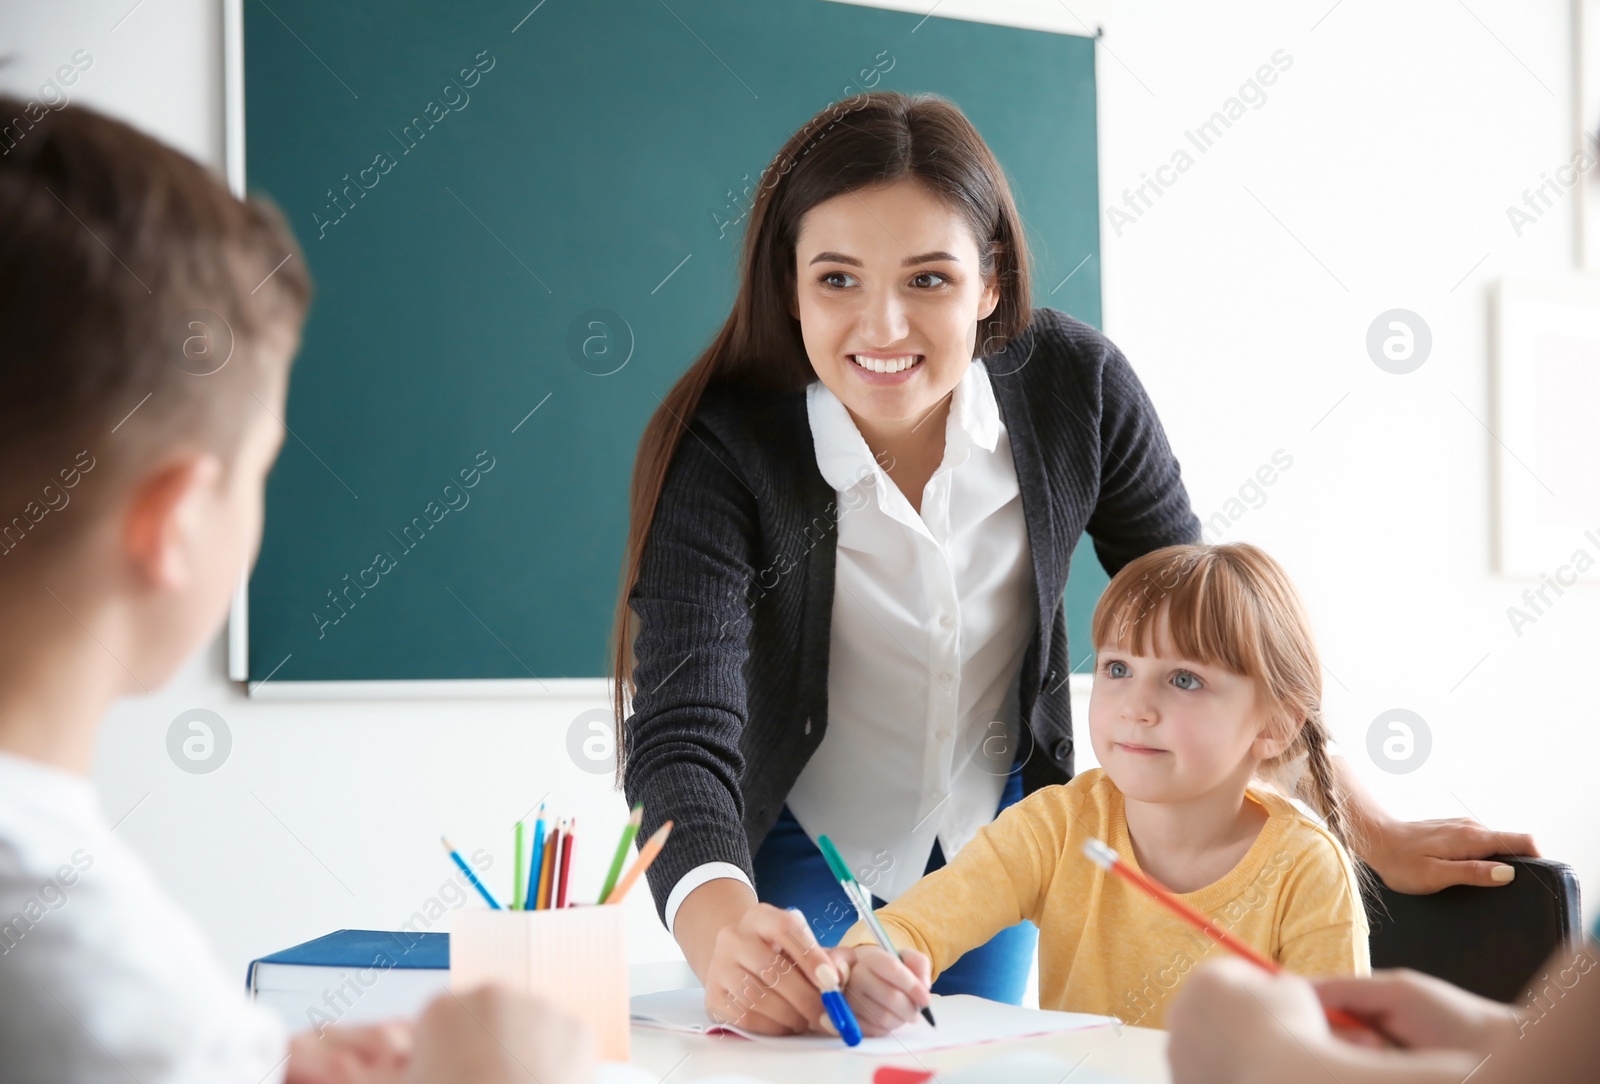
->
[[622, 306, 1202, 923]]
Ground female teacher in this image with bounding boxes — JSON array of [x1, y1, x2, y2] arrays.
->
[[611, 91, 1536, 1035]]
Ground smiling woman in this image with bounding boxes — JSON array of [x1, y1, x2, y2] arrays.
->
[[788, 180, 1006, 510], [608, 89, 1204, 1035]]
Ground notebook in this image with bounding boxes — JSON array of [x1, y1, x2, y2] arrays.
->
[[630, 988, 1120, 1055], [247, 929, 451, 1031]]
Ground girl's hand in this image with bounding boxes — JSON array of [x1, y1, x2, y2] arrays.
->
[[700, 902, 850, 1035], [833, 944, 932, 1037], [1313, 968, 1524, 1055]]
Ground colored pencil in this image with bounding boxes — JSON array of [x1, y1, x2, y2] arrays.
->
[[603, 820, 672, 904], [598, 804, 644, 905], [1081, 838, 1373, 1035], [817, 834, 935, 1027], [556, 817, 576, 908], [536, 822, 559, 909], [525, 804, 546, 910], [512, 821, 526, 910], [441, 837, 501, 909], [552, 818, 568, 907]]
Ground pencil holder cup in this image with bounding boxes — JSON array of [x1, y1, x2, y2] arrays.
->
[[450, 905, 629, 1062]]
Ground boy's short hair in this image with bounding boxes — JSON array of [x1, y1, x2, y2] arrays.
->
[[0, 96, 310, 565]]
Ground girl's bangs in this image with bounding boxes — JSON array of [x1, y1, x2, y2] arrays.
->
[[1090, 548, 1271, 681]]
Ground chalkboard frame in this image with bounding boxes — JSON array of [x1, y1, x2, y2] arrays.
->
[[222, 0, 1109, 697]]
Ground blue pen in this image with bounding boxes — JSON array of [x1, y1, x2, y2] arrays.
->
[[441, 836, 502, 909], [525, 804, 546, 909], [785, 907, 861, 1046]]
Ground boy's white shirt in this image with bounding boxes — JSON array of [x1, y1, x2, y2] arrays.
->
[[0, 749, 288, 1084]]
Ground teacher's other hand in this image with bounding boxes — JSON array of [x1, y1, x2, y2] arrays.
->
[[701, 902, 848, 1036], [1362, 815, 1539, 893]]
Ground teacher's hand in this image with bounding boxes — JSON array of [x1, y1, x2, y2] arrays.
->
[[1361, 815, 1539, 894], [1331, 757, 1539, 892], [700, 901, 851, 1035]]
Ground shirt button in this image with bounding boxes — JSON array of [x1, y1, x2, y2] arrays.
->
[[939, 614, 955, 629], [936, 728, 952, 742], [938, 670, 954, 684]]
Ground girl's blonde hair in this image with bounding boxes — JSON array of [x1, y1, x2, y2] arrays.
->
[[1089, 542, 1362, 864]]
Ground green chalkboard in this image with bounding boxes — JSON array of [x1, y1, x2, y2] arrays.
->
[[243, 0, 1106, 683]]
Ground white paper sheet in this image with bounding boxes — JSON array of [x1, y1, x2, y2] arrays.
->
[[629, 989, 1119, 1055]]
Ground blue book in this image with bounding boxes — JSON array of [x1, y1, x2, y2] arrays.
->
[[248, 929, 451, 1032]]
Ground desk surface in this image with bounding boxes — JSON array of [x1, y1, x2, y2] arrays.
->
[[254, 960, 1170, 1081], [626, 1022, 1171, 1083]]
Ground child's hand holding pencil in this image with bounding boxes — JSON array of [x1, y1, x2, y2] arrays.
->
[[814, 834, 937, 1036], [830, 942, 934, 1037]]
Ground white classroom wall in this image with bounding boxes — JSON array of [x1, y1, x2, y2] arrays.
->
[[0, 0, 1594, 995]]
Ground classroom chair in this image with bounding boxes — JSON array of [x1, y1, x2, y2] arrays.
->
[[1363, 856, 1584, 1004]]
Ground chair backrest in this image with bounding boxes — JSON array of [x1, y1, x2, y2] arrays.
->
[[1365, 856, 1583, 1003]]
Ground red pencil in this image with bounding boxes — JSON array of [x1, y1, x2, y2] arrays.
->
[[556, 817, 576, 908], [545, 819, 564, 908], [1081, 837, 1376, 1036]]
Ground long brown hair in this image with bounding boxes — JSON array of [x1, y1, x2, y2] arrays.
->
[[610, 91, 1036, 772], [1089, 542, 1370, 885]]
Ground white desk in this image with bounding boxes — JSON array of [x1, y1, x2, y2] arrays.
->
[[624, 1021, 1171, 1083], [256, 961, 1170, 1082]]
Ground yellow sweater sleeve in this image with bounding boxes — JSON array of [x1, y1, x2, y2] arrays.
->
[[1274, 834, 1372, 978], [838, 787, 1074, 983]]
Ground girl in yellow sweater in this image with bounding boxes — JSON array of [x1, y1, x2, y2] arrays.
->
[[835, 541, 1372, 1031]]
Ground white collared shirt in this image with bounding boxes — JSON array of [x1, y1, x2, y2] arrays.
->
[[664, 359, 1035, 929], [0, 750, 288, 1083]]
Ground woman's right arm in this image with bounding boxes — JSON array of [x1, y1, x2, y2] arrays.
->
[[672, 878, 759, 976], [621, 417, 841, 1034], [676, 879, 849, 1034]]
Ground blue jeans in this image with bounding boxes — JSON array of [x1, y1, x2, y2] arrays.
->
[[750, 762, 1039, 1004]]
